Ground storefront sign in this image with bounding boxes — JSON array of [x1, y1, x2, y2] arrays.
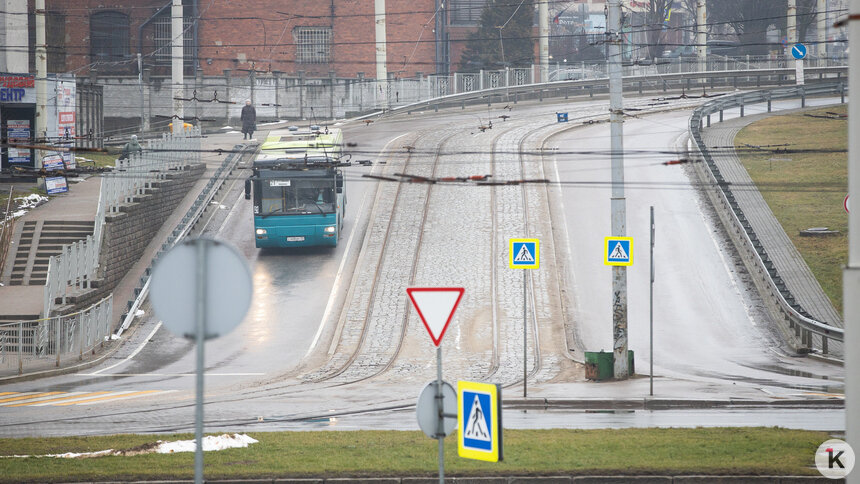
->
[[6, 119, 31, 165], [0, 73, 35, 103], [43, 154, 65, 171]]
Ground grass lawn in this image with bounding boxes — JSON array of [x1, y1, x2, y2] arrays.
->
[[0, 428, 832, 482], [735, 105, 847, 315]]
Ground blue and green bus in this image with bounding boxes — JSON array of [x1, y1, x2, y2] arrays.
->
[[244, 127, 346, 248]]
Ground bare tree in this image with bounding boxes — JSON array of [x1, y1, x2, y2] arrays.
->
[[642, 0, 675, 58], [708, 0, 817, 55]]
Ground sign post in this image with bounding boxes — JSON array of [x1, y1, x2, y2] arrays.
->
[[792, 43, 807, 85], [407, 287, 464, 484], [509, 238, 539, 398], [150, 238, 252, 484], [649, 207, 655, 396]]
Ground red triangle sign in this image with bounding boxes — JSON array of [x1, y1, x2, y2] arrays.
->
[[406, 287, 465, 346]]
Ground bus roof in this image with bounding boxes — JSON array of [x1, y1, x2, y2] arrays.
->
[[260, 127, 342, 152]]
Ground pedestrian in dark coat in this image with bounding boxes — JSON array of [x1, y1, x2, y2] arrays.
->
[[241, 100, 256, 140]]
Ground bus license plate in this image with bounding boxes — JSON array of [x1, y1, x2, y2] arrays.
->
[[287, 236, 305, 242]]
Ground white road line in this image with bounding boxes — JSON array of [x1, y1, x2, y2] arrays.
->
[[85, 321, 163, 375], [82, 373, 264, 377], [304, 132, 411, 359]]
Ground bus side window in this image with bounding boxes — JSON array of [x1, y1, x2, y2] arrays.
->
[[245, 178, 252, 200], [336, 173, 344, 194]]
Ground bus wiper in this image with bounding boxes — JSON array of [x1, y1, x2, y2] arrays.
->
[[262, 207, 283, 218], [299, 197, 326, 215]]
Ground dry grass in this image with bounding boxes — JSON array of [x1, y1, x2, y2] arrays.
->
[[735, 105, 847, 314]]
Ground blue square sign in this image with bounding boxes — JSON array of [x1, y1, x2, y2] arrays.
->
[[509, 238, 539, 269], [604, 237, 633, 266], [461, 390, 493, 451]]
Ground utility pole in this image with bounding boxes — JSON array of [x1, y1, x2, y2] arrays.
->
[[35, 0, 47, 168], [539, 0, 549, 82], [607, 0, 628, 380], [375, 0, 388, 108], [817, 0, 827, 57], [138, 53, 145, 135], [845, 1, 860, 480], [787, 0, 797, 52], [172, 0, 184, 125], [696, 0, 706, 73]]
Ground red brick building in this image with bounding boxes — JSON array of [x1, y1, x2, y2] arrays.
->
[[35, 0, 523, 78]]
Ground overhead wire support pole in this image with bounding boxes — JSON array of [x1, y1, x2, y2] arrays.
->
[[845, 0, 860, 481], [539, 0, 549, 82], [696, 0, 706, 74], [607, 0, 628, 380], [172, 0, 185, 123], [35, 0, 47, 168]]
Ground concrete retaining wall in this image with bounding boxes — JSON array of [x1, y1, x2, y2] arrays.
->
[[54, 163, 205, 317]]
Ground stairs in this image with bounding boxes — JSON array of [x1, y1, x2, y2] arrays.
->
[[7, 221, 95, 286]]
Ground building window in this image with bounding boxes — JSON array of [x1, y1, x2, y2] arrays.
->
[[90, 11, 130, 62], [294, 27, 332, 64], [152, 11, 194, 67], [450, 0, 486, 25]]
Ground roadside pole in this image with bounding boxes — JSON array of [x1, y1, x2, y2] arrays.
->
[[193, 242, 206, 484], [539, 0, 549, 82], [172, 0, 184, 122], [608, 0, 629, 379], [845, 0, 860, 482], [650, 207, 655, 396], [35, 0, 46, 168], [436, 346, 444, 484], [523, 269, 527, 398]]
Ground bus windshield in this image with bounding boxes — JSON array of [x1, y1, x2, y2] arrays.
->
[[259, 177, 336, 216]]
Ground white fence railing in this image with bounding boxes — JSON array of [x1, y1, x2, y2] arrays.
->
[[2, 295, 112, 377], [43, 128, 201, 317]]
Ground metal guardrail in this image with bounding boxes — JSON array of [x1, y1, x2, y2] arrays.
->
[[1, 294, 112, 377], [43, 128, 202, 317], [687, 83, 845, 354], [116, 143, 251, 337], [394, 66, 847, 115]]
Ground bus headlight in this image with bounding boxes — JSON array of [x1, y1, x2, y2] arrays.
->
[[255, 228, 267, 235], [324, 226, 336, 234]]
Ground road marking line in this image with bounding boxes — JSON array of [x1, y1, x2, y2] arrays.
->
[[7, 392, 110, 407], [82, 373, 264, 377], [0, 392, 63, 403], [86, 321, 163, 375], [0, 392, 14, 397], [0, 392, 63, 404], [53, 390, 162, 406]]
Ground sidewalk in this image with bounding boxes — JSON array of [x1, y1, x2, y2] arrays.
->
[[0, 129, 257, 330], [700, 108, 844, 355]]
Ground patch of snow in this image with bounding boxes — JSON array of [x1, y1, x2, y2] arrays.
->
[[135, 309, 145, 317], [156, 434, 258, 454], [221, 126, 234, 130], [0, 434, 257, 459], [15, 194, 48, 209], [225, 130, 241, 134]]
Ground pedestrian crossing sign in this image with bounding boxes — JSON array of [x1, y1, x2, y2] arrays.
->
[[458, 380, 503, 462], [605, 236, 633, 266], [509, 238, 539, 269]]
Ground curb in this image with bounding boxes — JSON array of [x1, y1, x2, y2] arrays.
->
[[55, 475, 838, 484]]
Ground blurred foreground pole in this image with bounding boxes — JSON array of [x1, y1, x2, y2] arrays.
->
[[35, 0, 46, 168], [846, 0, 860, 482], [607, 0, 628, 379]]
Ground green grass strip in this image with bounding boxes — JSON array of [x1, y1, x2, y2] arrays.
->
[[735, 105, 847, 314], [0, 428, 831, 482]]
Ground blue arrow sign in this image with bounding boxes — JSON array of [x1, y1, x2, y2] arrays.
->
[[791, 43, 807, 60]]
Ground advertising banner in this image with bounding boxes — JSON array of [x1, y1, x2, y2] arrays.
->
[[45, 176, 69, 194], [7, 119, 31, 165]]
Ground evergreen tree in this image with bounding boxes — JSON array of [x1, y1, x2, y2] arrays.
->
[[459, 0, 536, 70]]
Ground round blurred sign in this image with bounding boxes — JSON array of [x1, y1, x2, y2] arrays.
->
[[416, 380, 457, 438], [150, 237, 252, 340]]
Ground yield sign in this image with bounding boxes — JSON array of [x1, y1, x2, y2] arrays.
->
[[406, 287, 465, 346]]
